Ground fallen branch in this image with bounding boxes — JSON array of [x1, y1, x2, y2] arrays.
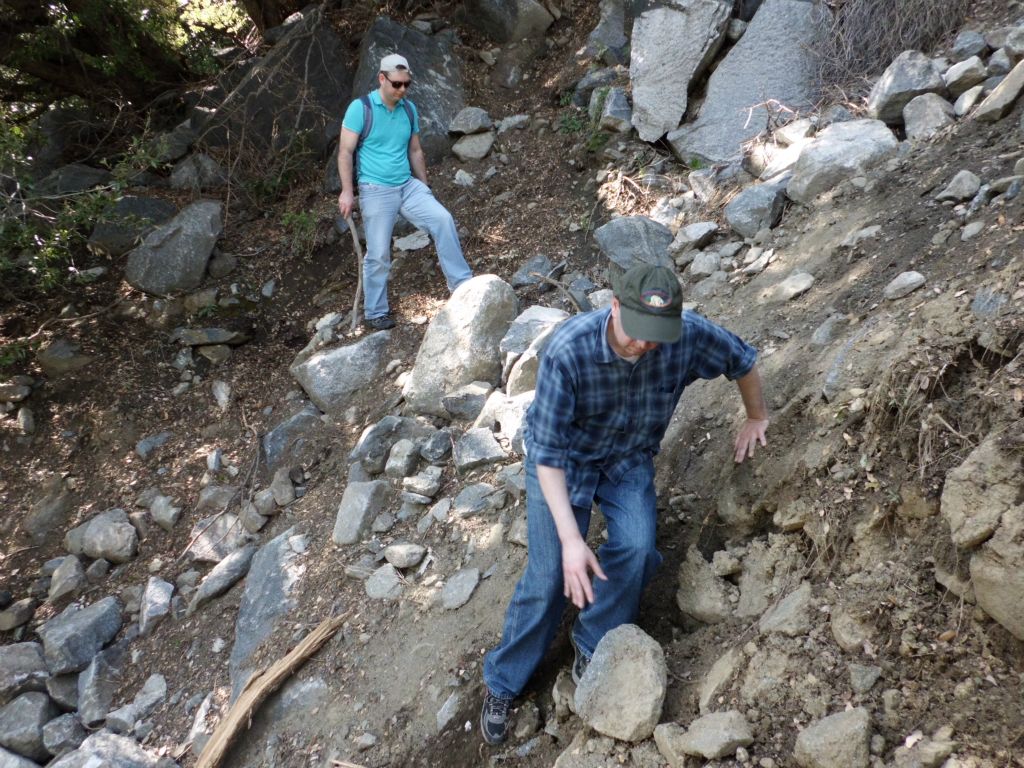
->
[[195, 614, 346, 768], [346, 214, 363, 332]]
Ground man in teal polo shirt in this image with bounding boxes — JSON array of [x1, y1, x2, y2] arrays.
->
[[337, 53, 473, 331]]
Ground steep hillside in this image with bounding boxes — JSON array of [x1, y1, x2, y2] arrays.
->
[[1, 2, 1023, 768]]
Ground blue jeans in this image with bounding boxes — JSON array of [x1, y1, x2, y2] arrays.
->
[[358, 177, 473, 320], [483, 456, 662, 699]]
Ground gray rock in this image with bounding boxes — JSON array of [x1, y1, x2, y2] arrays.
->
[[0, 645, 48, 707], [758, 581, 812, 636], [332, 481, 393, 545], [105, 674, 166, 735], [44, 675, 77, 711], [971, 288, 1008, 318], [970, 500, 1024, 640], [671, 221, 718, 251], [170, 153, 227, 190], [77, 642, 126, 726], [510, 253, 554, 288], [974, 59, 1024, 122], [452, 131, 495, 161], [499, 306, 568, 356], [882, 271, 925, 300], [441, 568, 479, 609], [830, 606, 875, 653], [48, 730, 161, 768], [936, 170, 981, 201], [403, 466, 443, 497], [453, 428, 508, 472], [385, 439, 420, 479], [290, 331, 391, 417], [988, 47, 1012, 76], [138, 577, 174, 638], [594, 216, 674, 275], [229, 529, 307, 699], [383, 543, 427, 569], [124, 201, 222, 296], [961, 221, 985, 241], [34, 164, 110, 196], [586, 0, 629, 64], [951, 30, 988, 61], [0, 692, 59, 761], [848, 664, 881, 694], [185, 545, 254, 615], [903, 93, 955, 140], [943, 56, 988, 96], [239, 502, 269, 533], [48, 557, 85, 602], [185, 513, 245, 563], [135, 431, 172, 459], [172, 327, 248, 346], [667, 0, 824, 163], [196, 484, 238, 514], [599, 87, 632, 133], [442, 381, 493, 421], [65, 509, 137, 564], [698, 648, 742, 714], [365, 564, 403, 600], [262, 402, 323, 477], [724, 182, 786, 238], [671, 710, 753, 759], [573, 67, 621, 108], [0, 600, 35, 633], [574, 624, 666, 742], [36, 339, 94, 380], [37, 597, 122, 675], [23, 479, 74, 545], [452, 482, 504, 518], [149, 495, 182, 532], [449, 107, 492, 134], [867, 50, 946, 124], [690, 251, 721, 277], [941, 437, 1015, 550], [787, 120, 897, 203], [41, 713, 85, 757], [765, 271, 815, 302], [677, 546, 736, 624], [87, 196, 178, 258], [793, 707, 871, 768], [269, 467, 295, 507], [402, 276, 518, 416], [630, 0, 731, 141]]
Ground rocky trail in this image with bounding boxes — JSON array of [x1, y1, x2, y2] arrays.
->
[[2, 1, 1024, 768]]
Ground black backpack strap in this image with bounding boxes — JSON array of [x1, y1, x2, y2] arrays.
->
[[358, 94, 373, 145], [402, 100, 415, 131]]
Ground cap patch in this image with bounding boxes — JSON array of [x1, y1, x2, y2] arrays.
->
[[642, 288, 670, 309]]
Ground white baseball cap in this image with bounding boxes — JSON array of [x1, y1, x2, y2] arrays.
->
[[380, 54, 411, 73]]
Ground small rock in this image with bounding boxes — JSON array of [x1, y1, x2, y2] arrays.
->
[[883, 271, 926, 300], [441, 568, 479, 609], [383, 543, 427, 569]]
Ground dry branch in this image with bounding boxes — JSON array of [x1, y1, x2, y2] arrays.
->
[[194, 614, 346, 768]]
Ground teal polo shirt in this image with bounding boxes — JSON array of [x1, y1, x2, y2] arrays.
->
[[342, 90, 420, 187]]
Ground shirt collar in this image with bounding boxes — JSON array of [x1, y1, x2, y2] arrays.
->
[[596, 308, 618, 364], [371, 89, 404, 109]]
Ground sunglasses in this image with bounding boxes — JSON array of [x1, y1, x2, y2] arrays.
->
[[383, 74, 411, 90]]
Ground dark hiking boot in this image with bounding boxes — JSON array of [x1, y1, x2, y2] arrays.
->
[[480, 691, 512, 745], [365, 314, 396, 331]]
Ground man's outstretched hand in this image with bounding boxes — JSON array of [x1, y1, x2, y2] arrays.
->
[[561, 537, 607, 609], [734, 418, 769, 463]]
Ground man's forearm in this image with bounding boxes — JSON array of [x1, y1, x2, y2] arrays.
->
[[409, 148, 428, 185], [736, 366, 768, 420], [536, 465, 583, 545], [338, 148, 355, 195]]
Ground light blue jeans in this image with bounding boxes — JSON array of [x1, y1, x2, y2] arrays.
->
[[483, 456, 662, 700], [358, 177, 472, 320]]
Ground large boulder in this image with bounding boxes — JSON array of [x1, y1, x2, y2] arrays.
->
[[630, 0, 731, 142], [462, 0, 555, 43], [289, 332, 391, 417], [786, 120, 897, 204], [974, 59, 1024, 122], [402, 276, 518, 416], [970, 500, 1024, 640], [195, 8, 352, 157], [866, 50, 946, 125], [64, 508, 138, 564], [668, 0, 824, 164], [723, 180, 786, 238], [0, 691, 59, 761], [574, 624, 666, 742], [0, 645, 48, 706], [124, 201, 222, 296], [48, 731, 161, 768], [350, 17, 465, 161]]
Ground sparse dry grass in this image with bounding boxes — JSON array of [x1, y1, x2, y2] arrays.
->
[[815, 0, 972, 96]]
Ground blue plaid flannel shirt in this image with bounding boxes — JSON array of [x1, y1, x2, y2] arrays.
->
[[524, 307, 757, 509]]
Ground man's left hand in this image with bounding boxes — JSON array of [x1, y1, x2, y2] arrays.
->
[[734, 418, 768, 463]]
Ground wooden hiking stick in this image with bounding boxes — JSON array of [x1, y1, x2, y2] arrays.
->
[[346, 215, 363, 332]]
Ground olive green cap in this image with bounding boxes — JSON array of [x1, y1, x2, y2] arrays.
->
[[612, 264, 683, 343]]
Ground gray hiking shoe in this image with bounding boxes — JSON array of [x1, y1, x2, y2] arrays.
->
[[480, 691, 512, 745]]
